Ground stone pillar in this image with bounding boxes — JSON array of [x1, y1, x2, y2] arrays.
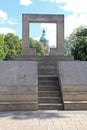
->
[[22, 14, 36, 55], [57, 19, 64, 54], [22, 15, 29, 49], [50, 16, 64, 55]]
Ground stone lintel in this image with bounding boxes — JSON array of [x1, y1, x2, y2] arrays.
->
[[22, 14, 64, 23]]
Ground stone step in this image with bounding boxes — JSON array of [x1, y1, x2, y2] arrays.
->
[[38, 62, 57, 66], [38, 71, 57, 75], [38, 70, 57, 75], [38, 81, 58, 85], [0, 102, 38, 111], [38, 91, 61, 97], [38, 75, 58, 81], [14, 55, 74, 61], [38, 69, 57, 75], [64, 101, 87, 110], [38, 97, 61, 103], [38, 64, 57, 69], [38, 103, 63, 110], [63, 92, 87, 101], [38, 86, 60, 91], [0, 91, 37, 95], [38, 75, 57, 77], [0, 85, 37, 93], [0, 94, 37, 102], [38, 85, 60, 91]]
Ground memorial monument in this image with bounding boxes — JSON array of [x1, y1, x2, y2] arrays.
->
[[0, 14, 86, 111]]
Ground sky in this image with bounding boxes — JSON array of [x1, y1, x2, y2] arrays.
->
[[0, 0, 87, 47]]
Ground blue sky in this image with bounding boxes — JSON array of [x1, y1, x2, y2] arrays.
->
[[0, 0, 87, 47]]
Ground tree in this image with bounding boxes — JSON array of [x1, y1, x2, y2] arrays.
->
[[29, 38, 45, 56], [4, 33, 22, 60], [0, 33, 46, 61], [65, 26, 87, 60], [0, 34, 7, 61]]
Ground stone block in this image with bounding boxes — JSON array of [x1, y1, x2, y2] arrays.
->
[[50, 48, 64, 55], [0, 61, 38, 85], [0, 85, 38, 93], [0, 102, 38, 111], [62, 85, 87, 92], [58, 61, 87, 110], [22, 48, 36, 55], [0, 94, 37, 102], [58, 61, 87, 85], [0, 61, 38, 111], [64, 101, 87, 110], [63, 92, 87, 101]]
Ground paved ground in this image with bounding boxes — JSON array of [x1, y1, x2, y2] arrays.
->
[[0, 111, 87, 130]]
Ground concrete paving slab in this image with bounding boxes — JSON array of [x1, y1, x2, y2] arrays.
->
[[0, 111, 87, 130]]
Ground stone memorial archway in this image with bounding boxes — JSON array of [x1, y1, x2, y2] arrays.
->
[[22, 14, 64, 55]]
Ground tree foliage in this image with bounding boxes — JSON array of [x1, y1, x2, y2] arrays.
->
[[65, 26, 87, 61], [0, 33, 22, 61], [0, 33, 46, 61], [29, 38, 45, 56], [4, 33, 22, 60], [0, 34, 7, 60]]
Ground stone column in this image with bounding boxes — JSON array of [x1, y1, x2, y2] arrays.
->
[[22, 15, 29, 49], [50, 16, 64, 55], [22, 14, 36, 55], [57, 19, 64, 54]]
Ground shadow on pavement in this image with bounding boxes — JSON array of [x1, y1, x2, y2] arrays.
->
[[0, 110, 68, 120]]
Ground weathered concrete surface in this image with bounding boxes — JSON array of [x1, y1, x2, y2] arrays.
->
[[58, 61, 87, 110], [0, 61, 37, 85], [58, 61, 87, 85], [0, 61, 38, 111]]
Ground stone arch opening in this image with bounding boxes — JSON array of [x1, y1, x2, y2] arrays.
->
[[22, 14, 64, 55]]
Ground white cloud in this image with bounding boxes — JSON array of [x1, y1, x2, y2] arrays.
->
[[0, 10, 7, 21], [20, 0, 32, 6], [7, 19, 18, 25], [59, 0, 87, 14], [0, 28, 15, 35], [41, 0, 87, 14], [41, 0, 87, 37], [42, 0, 87, 14], [40, 14, 87, 39], [40, 0, 48, 1], [0, 9, 18, 25], [65, 13, 87, 37]]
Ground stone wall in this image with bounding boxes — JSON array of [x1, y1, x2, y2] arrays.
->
[[58, 61, 87, 110], [0, 61, 38, 111]]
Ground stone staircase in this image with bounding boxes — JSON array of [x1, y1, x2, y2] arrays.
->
[[38, 58, 63, 110]]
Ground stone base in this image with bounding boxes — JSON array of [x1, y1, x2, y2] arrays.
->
[[22, 47, 36, 55], [50, 48, 64, 55], [58, 61, 87, 110], [14, 55, 74, 61]]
